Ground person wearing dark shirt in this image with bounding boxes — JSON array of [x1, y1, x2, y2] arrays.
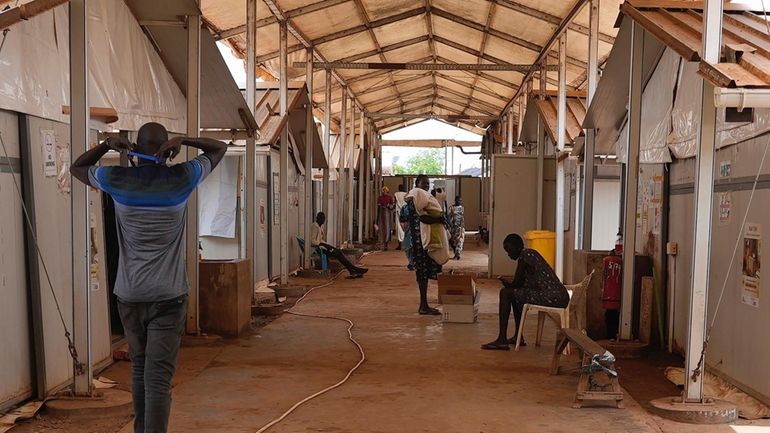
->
[[482, 233, 570, 350]]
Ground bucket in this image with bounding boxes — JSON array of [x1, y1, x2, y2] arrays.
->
[[524, 230, 556, 269]]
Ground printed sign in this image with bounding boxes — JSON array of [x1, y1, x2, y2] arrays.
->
[[272, 172, 280, 226], [41, 130, 57, 177], [719, 192, 732, 225], [742, 223, 761, 308], [56, 138, 70, 194], [720, 160, 732, 178]]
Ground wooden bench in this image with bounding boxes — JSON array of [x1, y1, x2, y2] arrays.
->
[[551, 328, 624, 409]]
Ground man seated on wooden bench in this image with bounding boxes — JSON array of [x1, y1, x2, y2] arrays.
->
[[311, 212, 368, 278], [482, 233, 569, 351]]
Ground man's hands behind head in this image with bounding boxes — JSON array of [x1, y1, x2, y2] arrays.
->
[[155, 136, 185, 161], [105, 136, 133, 152]]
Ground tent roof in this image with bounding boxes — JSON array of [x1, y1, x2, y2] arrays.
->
[[125, 0, 258, 133], [201, 0, 623, 133], [254, 82, 328, 169], [620, 0, 770, 89], [535, 95, 587, 146]]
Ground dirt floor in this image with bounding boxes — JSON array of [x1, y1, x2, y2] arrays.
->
[[11, 240, 770, 433]]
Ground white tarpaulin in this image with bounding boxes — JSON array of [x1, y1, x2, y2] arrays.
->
[[199, 155, 239, 238], [669, 61, 770, 159], [0, 0, 186, 132], [617, 48, 679, 164]]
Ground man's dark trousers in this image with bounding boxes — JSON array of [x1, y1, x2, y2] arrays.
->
[[118, 295, 187, 433]]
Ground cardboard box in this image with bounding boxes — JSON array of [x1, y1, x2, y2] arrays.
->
[[438, 274, 476, 304], [442, 291, 480, 323], [438, 274, 479, 323]]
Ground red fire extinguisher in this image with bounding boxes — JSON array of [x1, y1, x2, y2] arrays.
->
[[602, 231, 623, 339], [602, 253, 622, 310]]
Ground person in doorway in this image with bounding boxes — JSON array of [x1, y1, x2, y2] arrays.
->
[[71, 122, 227, 433], [481, 233, 570, 350], [311, 212, 368, 278], [377, 186, 396, 250], [394, 184, 408, 250], [448, 196, 465, 260], [404, 174, 447, 315]]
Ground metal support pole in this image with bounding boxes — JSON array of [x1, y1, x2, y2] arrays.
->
[[246, 0, 257, 285], [70, 0, 92, 396], [358, 113, 365, 242], [363, 125, 374, 239], [555, 33, 567, 280], [684, 0, 723, 402], [338, 88, 347, 246], [620, 21, 644, 341], [323, 70, 331, 225], [279, 20, 289, 285], [536, 65, 546, 229], [582, 0, 599, 251], [303, 47, 314, 269], [347, 97, 355, 244], [185, 12, 201, 334], [507, 110, 514, 153]]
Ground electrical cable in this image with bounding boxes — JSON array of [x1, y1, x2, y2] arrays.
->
[[691, 137, 769, 382], [254, 256, 373, 433]]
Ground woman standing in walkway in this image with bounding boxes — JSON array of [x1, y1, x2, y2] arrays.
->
[[377, 186, 395, 250], [449, 195, 465, 260], [405, 174, 451, 315]]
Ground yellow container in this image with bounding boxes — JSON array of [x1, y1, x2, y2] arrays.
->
[[524, 230, 556, 269]]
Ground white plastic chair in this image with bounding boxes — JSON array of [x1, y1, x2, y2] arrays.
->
[[514, 270, 594, 353]]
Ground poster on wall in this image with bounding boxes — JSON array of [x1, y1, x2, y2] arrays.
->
[[41, 129, 57, 177], [259, 198, 266, 236], [719, 192, 732, 225], [742, 222, 761, 308], [56, 138, 70, 194], [272, 172, 280, 226]]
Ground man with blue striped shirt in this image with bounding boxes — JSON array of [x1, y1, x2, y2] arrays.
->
[[72, 122, 226, 433]]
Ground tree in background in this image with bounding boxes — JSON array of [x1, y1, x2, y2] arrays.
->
[[393, 149, 444, 175]]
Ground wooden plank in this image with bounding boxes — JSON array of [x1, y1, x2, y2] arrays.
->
[[714, 63, 766, 87], [639, 276, 654, 344], [621, 4, 700, 61], [698, 61, 736, 88], [577, 391, 624, 400], [551, 330, 570, 375], [627, 0, 769, 12], [739, 52, 770, 85], [562, 328, 606, 356]]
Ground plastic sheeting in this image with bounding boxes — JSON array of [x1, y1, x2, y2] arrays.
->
[[0, 1, 186, 132], [669, 61, 770, 159], [198, 155, 238, 238], [616, 48, 679, 164]]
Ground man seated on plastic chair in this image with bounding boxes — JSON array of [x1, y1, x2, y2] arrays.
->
[[311, 212, 368, 278], [481, 233, 569, 351]]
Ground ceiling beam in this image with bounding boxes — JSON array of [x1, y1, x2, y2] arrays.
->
[[431, 7, 587, 70], [349, 0, 408, 111], [353, 72, 433, 99], [502, 0, 589, 116], [364, 84, 435, 109], [435, 73, 508, 102], [216, 0, 350, 39], [460, 1, 496, 116], [345, 56, 434, 83], [294, 60, 552, 71], [435, 56, 520, 90], [254, 8, 427, 63], [495, 0, 615, 44], [336, 35, 431, 63]]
